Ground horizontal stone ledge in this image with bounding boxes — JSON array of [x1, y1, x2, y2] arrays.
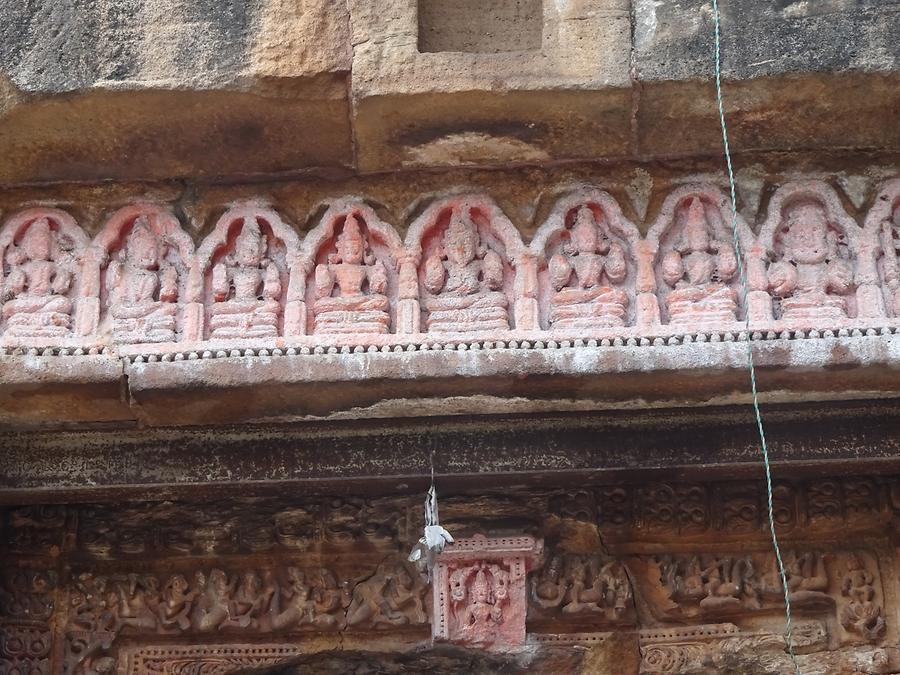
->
[[2, 399, 899, 504], [1, 332, 898, 427]]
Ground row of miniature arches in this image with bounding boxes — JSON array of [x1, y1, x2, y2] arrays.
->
[[1, 178, 899, 342]]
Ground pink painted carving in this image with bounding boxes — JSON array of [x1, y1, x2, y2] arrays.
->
[[647, 186, 752, 326], [405, 196, 526, 333], [191, 203, 302, 341], [302, 200, 402, 335], [756, 182, 861, 324], [432, 534, 542, 648], [0, 208, 88, 340], [862, 179, 900, 319], [85, 205, 194, 343], [531, 189, 642, 331]]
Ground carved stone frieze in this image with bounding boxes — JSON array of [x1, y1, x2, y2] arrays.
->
[[118, 644, 305, 675], [0, 624, 51, 675], [2, 179, 898, 350], [529, 551, 634, 626]]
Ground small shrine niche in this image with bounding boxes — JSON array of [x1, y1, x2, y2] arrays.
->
[[650, 191, 742, 326], [868, 182, 900, 318], [766, 194, 857, 322], [414, 199, 518, 333], [0, 209, 87, 340], [304, 203, 400, 336], [94, 206, 194, 344], [197, 206, 299, 340], [533, 192, 639, 332]]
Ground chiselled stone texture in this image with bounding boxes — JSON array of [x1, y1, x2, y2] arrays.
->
[[3, 472, 900, 673], [2, 178, 900, 355]]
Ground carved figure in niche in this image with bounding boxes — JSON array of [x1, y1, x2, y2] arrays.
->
[[548, 206, 629, 329], [768, 201, 854, 321], [156, 574, 194, 631], [109, 574, 159, 631], [459, 566, 506, 633], [346, 560, 426, 628], [699, 557, 758, 613], [223, 570, 272, 630], [209, 218, 281, 339], [2, 217, 77, 338], [191, 569, 233, 632], [761, 551, 832, 608], [313, 214, 390, 334], [105, 217, 179, 343], [423, 206, 508, 332], [531, 555, 566, 609], [878, 202, 900, 316], [563, 557, 631, 617], [660, 197, 738, 324], [840, 554, 885, 641]]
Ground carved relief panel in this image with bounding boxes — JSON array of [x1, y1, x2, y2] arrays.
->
[[752, 182, 862, 325], [404, 196, 527, 334], [531, 189, 644, 331], [432, 534, 542, 647], [646, 185, 751, 326], [863, 178, 900, 319], [0, 209, 89, 342], [191, 203, 302, 341], [300, 200, 402, 336], [80, 205, 195, 344]]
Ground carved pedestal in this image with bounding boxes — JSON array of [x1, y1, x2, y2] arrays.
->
[[432, 534, 542, 648]]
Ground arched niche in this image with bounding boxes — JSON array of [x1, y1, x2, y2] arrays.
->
[[299, 199, 403, 336], [530, 188, 643, 332], [0, 207, 89, 341], [754, 181, 862, 325], [191, 202, 302, 341], [645, 184, 753, 327], [83, 204, 195, 344], [403, 195, 527, 334]]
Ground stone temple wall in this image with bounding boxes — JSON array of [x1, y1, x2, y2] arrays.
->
[[0, 2, 899, 674]]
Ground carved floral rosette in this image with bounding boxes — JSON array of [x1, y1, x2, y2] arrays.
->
[[189, 202, 303, 342], [530, 188, 644, 333], [404, 195, 528, 334], [752, 181, 863, 327], [0, 208, 90, 345], [299, 198, 403, 336], [432, 534, 542, 648], [645, 185, 753, 327]]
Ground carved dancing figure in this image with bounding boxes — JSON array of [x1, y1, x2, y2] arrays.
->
[[191, 569, 233, 632], [548, 206, 628, 329], [225, 570, 272, 630], [156, 574, 194, 631], [878, 203, 900, 316], [313, 214, 390, 334], [346, 561, 425, 628], [662, 555, 705, 603], [109, 574, 159, 631], [699, 557, 757, 614], [271, 567, 315, 630], [660, 197, 738, 324], [2, 218, 77, 338], [106, 217, 179, 343], [767, 201, 854, 322], [423, 207, 508, 332], [209, 219, 281, 339], [840, 554, 885, 641], [530, 555, 566, 609]]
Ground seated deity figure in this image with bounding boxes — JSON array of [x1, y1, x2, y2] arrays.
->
[[106, 217, 179, 343], [660, 197, 739, 324], [879, 205, 900, 316], [767, 202, 854, 322], [2, 217, 76, 338], [209, 219, 281, 339], [548, 206, 629, 329], [313, 214, 390, 334], [423, 207, 509, 333]]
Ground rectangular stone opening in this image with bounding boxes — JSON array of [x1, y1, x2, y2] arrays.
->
[[417, 0, 543, 54]]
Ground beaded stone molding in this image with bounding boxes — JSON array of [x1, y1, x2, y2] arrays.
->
[[1, 179, 900, 357]]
